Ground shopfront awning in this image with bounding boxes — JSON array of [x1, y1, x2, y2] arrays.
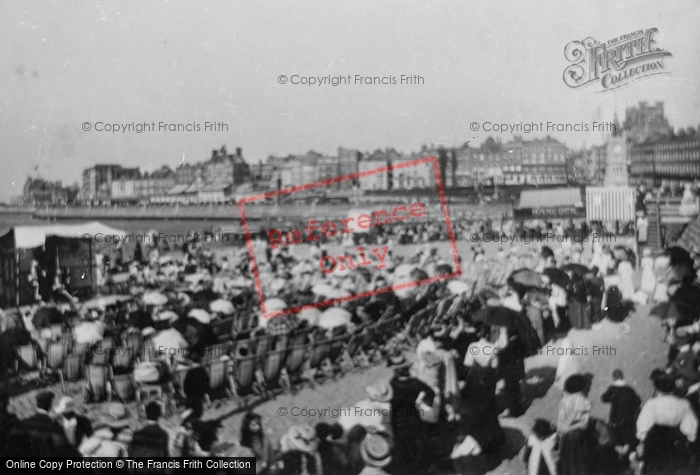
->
[[515, 187, 585, 219]]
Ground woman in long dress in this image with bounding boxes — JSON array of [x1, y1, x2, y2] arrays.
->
[[567, 274, 589, 330], [640, 249, 656, 296], [557, 374, 592, 475], [463, 325, 502, 414]]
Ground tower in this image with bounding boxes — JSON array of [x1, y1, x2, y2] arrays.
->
[[604, 114, 629, 187]]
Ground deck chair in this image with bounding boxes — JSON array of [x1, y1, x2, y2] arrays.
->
[[305, 336, 332, 381], [111, 373, 137, 402], [205, 358, 235, 398], [84, 365, 112, 403], [233, 313, 251, 335], [111, 346, 135, 375], [63, 354, 83, 381], [253, 334, 272, 366], [210, 317, 236, 342], [231, 353, 258, 399], [328, 332, 351, 375], [45, 341, 69, 391], [257, 347, 288, 394], [15, 344, 41, 375], [171, 365, 191, 403], [49, 323, 64, 339], [203, 342, 232, 363], [341, 331, 364, 372], [125, 332, 144, 361], [91, 337, 115, 366]]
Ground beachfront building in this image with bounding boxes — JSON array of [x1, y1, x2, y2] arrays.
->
[[22, 177, 78, 207], [629, 129, 700, 189], [81, 164, 140, 205], [111, 167, 176, 204]]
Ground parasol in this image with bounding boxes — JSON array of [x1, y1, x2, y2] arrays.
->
[[151, 328, 189, 354], [153, 310, 179, 322], [265, 298, 286, 313], [541, 268, 570, 288], [471, 306, 534, 350], [508, 269, 545, 289], [666, 246, 693, 267], [297, 308, 322, 326], [210, 299, 235, 316], [318, 307, 352, 329], [142, 291, 168, 306], [562, 263, 590, 278], [188, 308, 212, 325], [73, 321, 105, 345], [447, 280, 470, 295]]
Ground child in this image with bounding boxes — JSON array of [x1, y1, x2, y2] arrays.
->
[[523, 419, 557, 475], [600, 369, 641, 460]]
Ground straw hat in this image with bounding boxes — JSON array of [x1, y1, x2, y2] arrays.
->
[[54, 396, 78, 415], [366, 380, 393, 403], [281, 424, 319, 453], [99, 403, 132, 428], [360, 431, 393, 467]]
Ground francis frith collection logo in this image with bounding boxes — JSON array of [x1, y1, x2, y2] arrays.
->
[[563, 28, 672, 93]]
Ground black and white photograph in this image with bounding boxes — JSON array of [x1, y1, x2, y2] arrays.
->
[[1, 1, 700, 474]]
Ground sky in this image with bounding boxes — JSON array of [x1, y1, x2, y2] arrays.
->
[[1, 0, 699, 201]]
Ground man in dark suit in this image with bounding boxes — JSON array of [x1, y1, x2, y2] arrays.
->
[[128, 402, 170, 457], [601, 369, 641, 457], [8, 391, 80, 457]]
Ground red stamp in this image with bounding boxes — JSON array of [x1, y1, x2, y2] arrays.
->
[[238, 155, 461, 319]]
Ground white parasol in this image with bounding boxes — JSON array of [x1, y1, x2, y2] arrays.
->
[[188, 308, 212, 325], [73, 321, 105, 345], [447, 280, 470, 295], [265, 298, 286, 313], [210, 299, 235, 316], [154, 310, 179, 322], [338, 399, 388, 432], [297, 308, 322, 326], [311, 283, 336, 297], [142, 291, 168, 306], [150, 328, 189, 354], [318, 307, 352, 329]]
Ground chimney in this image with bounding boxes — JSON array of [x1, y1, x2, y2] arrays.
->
[[236, 147, 242, 157], [212, 150, 219, 159]]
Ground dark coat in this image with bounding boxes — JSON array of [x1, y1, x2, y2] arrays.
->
[[9, 412, 80, 457], [601, 383, 641, 446], [128, 423, 170, 458]]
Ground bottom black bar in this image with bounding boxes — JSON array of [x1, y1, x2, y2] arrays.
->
[[3, 458, 256, 475]]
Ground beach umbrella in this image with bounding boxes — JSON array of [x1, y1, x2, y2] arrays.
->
[[447, 280, 470, 295], [142, 291, 168, 306], [508, 269, 545, 289], [562, 263, 590, 278], [318, 307, 352, 329], [188, 308, 212, 325], [541, 268, 570, 288], [649, 302, 671, 319], [265, 298, 286, 313], [151, 328, 188, 354], [210, 299, 235, 316], [297, 308, 322, 326]]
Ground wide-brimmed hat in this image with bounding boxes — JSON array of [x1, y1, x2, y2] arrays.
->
[[281, 424, 319, 453], [54, 396, 78, 415], [366, 380, 393, 403], [360, 431, 393, 467], [99, 403, 132, 428]]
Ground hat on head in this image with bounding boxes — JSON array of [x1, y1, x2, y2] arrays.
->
[[387, 353, 409, 368], [564, 374, 587, 394], [54, 396, 77, 415], [35, 391, 55, 411], [281, 424, 319, 454], [360, 431, 392, 468], [142, 326, 156, 337], [100, 403, 131, 428], [366, 380, 393, 403]]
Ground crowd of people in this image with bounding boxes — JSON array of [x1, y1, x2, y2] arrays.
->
[[0, 210, 699, 475]]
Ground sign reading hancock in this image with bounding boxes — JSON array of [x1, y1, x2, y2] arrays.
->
[[563, 28, 672, 93]]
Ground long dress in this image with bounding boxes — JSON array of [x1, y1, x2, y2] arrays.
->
[[463, 340, 499, 414], [557, 393, 592, 475], [640, 256, 656, 296]]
